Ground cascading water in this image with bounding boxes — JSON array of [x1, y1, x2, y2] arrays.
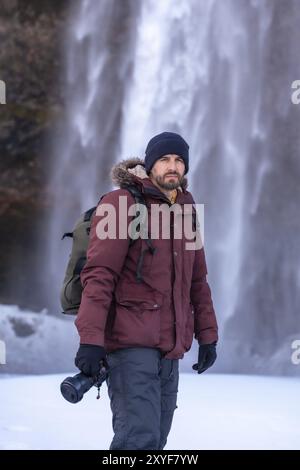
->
[[46, 0, 300, 373], [46, 0, 142, 312]]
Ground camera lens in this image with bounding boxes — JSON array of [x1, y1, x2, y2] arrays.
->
[[60, 373, 94, 403]]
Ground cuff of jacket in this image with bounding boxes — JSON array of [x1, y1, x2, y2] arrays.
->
[[197, 330, 218, 345], [77, 332, 104, 347]]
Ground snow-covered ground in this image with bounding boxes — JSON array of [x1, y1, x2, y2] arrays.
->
[[1, 304, 300, 376], [0, 373, 299, 450], [0, 304, 78, 374]]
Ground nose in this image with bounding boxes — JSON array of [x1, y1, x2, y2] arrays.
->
[[166, 160, 177, 172]]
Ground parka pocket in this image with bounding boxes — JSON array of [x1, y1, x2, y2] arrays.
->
[[116, 296, 161, 311], [112, 283, 163, 347]]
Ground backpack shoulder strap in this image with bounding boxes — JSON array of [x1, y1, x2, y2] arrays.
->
[[124, 185, 147, 206], [189, 195, 200, 234], [123, 184, 156, 283], [122, 185, 148, 247]]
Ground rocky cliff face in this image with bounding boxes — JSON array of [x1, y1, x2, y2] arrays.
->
[[0, 0, 69, 310]]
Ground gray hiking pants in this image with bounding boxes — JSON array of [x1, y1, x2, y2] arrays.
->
[[105, 347, 179, 450]]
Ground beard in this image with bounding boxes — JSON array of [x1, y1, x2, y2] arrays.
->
[[153, 172, 184, 190]]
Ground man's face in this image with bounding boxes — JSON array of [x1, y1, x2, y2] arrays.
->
[[149, 154, 185, 190]]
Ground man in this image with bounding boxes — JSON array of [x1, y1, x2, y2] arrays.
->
[[74, 131, 218, 450]]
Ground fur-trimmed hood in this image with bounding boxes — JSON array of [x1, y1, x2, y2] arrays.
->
[[110, 157, 188, 191]]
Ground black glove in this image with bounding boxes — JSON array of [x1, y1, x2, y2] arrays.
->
[[192, 342, 217, 374], [75, 344, 107, 377]]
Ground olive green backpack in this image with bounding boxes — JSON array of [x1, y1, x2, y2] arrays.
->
[[60, 186, 156, 315]]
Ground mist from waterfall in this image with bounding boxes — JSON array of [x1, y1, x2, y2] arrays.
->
[[46, 0, 300, 374]]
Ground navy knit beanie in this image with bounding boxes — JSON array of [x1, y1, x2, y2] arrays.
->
[[144, 131, 189, 174]]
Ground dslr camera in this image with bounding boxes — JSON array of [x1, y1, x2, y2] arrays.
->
[[60, 361, 108, 404]]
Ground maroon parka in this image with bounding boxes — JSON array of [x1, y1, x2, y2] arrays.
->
[[75, 158, 218, 359]]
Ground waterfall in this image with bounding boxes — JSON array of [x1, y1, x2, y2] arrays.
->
[[46, 0, 300, 373], [46, 0, 142, 313]]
